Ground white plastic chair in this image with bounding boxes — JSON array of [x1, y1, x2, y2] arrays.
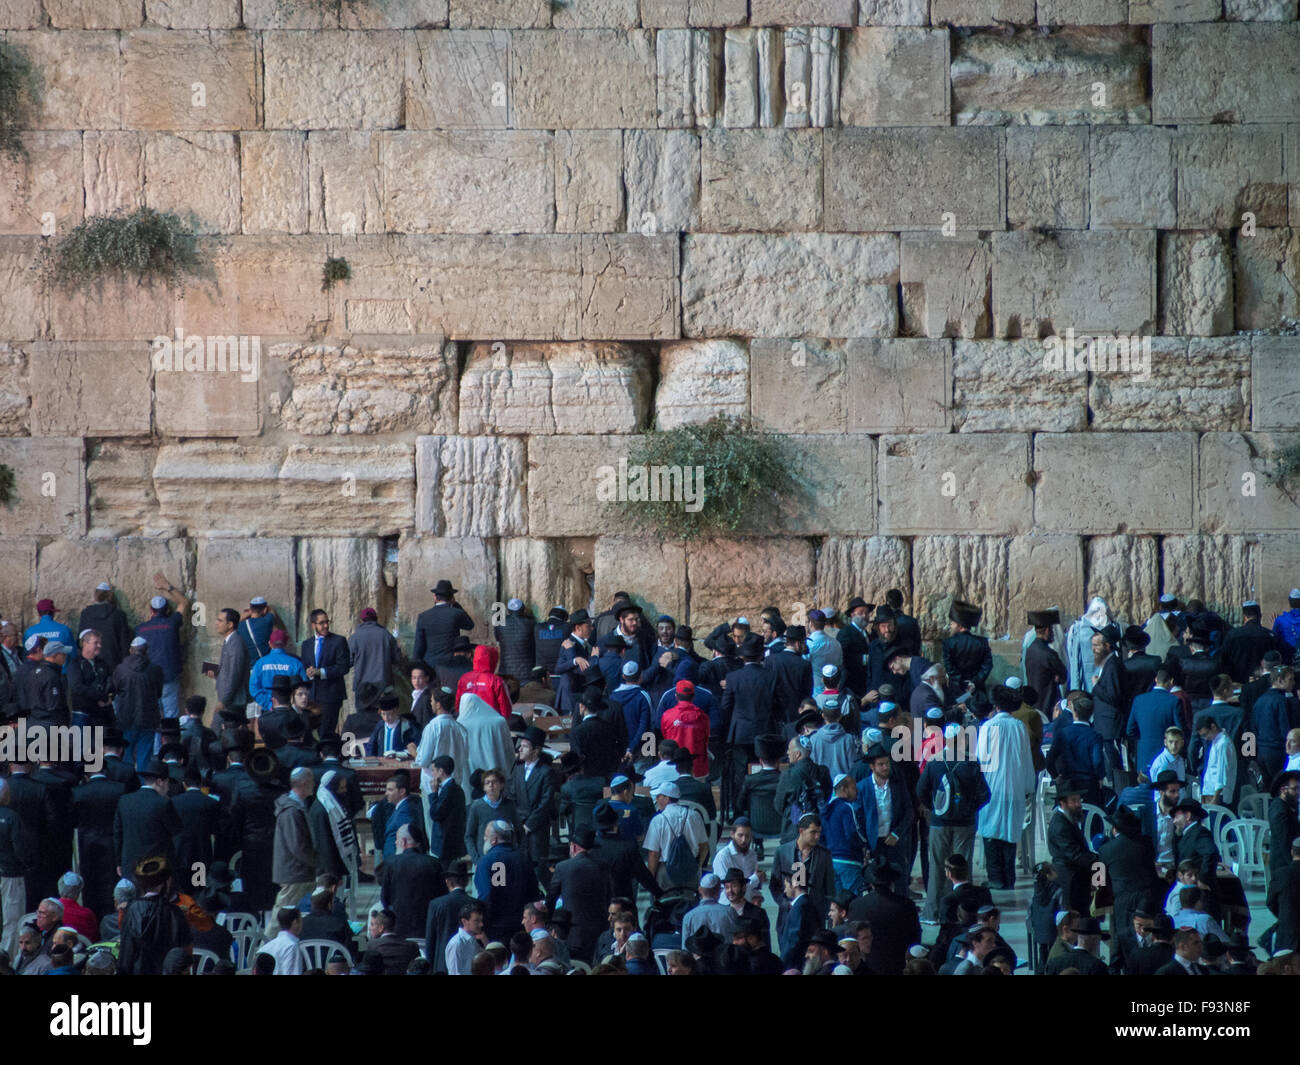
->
[[191, 947, 223, 974], [299, 938, 354, 970], [680, 799, 718, 850], [1221, 818, 1269, 888], [407, 936, 428, 961], [1033, 772, 1053, 855], [1237, 793, 1268, 822], [653, 948, 673, 974], [1202, 804, 1235, 855], [1080, 803, 1109, 844], [217, 911, 264, 971]]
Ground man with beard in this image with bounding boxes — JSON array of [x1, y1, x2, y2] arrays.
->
[[838, 598, 873, 696], [1025, 609, 1069, 718], [1267, 771, 1300, 920], [766, 624, 812, 731], [865, 606, 903, 699], [721, 634, 778, 820], [554, 610, 595, 716], [943, 600, 992, 698], [845, 856, 920, 976], [1087, 628, 1128, 791], [1172, 799, 1220, 892], [1254, 667, 1298, 784], [977, 687, 1037, 890], [1148, 769, 1185, 873], [1120, 625, 1162, 707], [1047, 777, 1093, 914]]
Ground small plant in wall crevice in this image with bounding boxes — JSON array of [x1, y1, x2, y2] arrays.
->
[[0, 40, 41, 161], [322, 256, 351, 291], [40, 207, 203, 293], [0, 463, 15, 507]]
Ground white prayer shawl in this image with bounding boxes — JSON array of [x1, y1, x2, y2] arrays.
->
[[1141, 612, 1178, 661], [459, 692, 516, 777], [977, 712, 1037, 844], [318, 770, 360, 877], [1066, 596, 1114, 692], [415, 713, 471, 796]]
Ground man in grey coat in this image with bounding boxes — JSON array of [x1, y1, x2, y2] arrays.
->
[[271, 766, 316, 932], [205, 608, 249, 723], [348, 608, 402, 708]]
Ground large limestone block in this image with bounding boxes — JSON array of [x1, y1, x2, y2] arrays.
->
[[774, 434, 876, 537], [840, 28, 950, 127], [29, 342, 152, 437], [154, 444, 282, 536], [1036, 0, 1126, 20], [1035, 432, 1196, 534], [396, 535, 498, 646], [35, 537, 195, 634], [0, 132, 83, 236], [814, 537, 911, 619], [846, 338, 949, 433], [0, 539, 37, 625], [0, 238, 44, 342], [1161, 536, 1260, 623], [296, 538, 387, 644], [1153, 24, 1300, 124], [579, 234, 679, 341], [1252, 338, 1300, 432], [992, 230, 1156, 337], [1160, 232, 1233, 337], [145, 1, 243, 29], [722, 28, 783, 129], [49, 274, 173, 343], [655, 340, 748, 429], [639, 0, 747, 23], [154, 342, 263, 438], [0, 437, 85, 537], [83, 132, 146, 217], [687, 539, 816, 628], [500, 538, 592, 619], [196, 537, 295, 640], [340, 0, 450, 27], [241, 132, 308, 234], [699, 130, 822, 233], [383, 131, 555, 234], [750, 0, 855, 22], [878, 434, 1033, 535], [416, 435, 527, 537], [86, 441, 166, 537], [1129, 0, 1219, 19], [624, 129, 700, 234], [930, 0, 1034, 22], [1174, 127, 1286, 230], [656, 27, 722, 129], [749, 338, 847, 433], [144, 133, 241, 234], [527, 434, 646, 537], [682, 234, 898, 339], [951, 27, 1149, 125], [264, 31, 404, 129], [307, 132, 384, 234], [860, 0, 930, 20], [1235, 229, 1300, 332], [1198, 432, 1300, 534], [450, 0, 550, 26], [122, 30, 258, 131], [0, 0, 43, 27], [782, 27, 840, 129], [1006, 126, 1088, 230], [4, 31, 121, 130], [556, 130, 624, 232], [406, 30, 510, 129], [900, 236, 992, 340], [1224, 0, 1297, 17], [912, 536, 1011, 641], [1086, 535, 1160, 625], [0, 344, 28, 436], [511, 30, 655, 129], [593, 538, 687, 623], [1258, 535, 1300, 615], [276, 336, 458, 437], [1088, 128, 1175, 229], [825, 128, 1003, 231], [1006, 534, 1084, 641], [553, 0, 640, 27], [459, 342, 651, 435], [952, 339, 1087, 432], [243, 0, 338, 26], [1089, 338, 1249, 432]]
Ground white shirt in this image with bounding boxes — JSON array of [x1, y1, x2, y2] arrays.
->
[[1173, 909, 1227, 943], [1201, 732, 1235, 799], [446, 928, 480, 975], [1155, 806, 1177, 864], [642, 760, 678, 791], [644, 803, 706, 859], [873, 776, 892, 840], [1287, 752, 1300, 773], [712, 841, 762, 902], [258, 930, 302, 975]]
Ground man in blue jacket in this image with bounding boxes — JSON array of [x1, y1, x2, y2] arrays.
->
[[474, 820, 539, 943], [1045, 692, 1107, 805], [820, 773, 867, 893], [1128, 670, 1182, 782]]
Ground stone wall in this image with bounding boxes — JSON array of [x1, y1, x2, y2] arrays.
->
[[1, 3, 1298, 686]]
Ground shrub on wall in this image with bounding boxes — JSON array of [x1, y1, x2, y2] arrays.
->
[[41, 207, 203, 292], [0, 40, 41, 161], [322, 256, 351, 291], [0, 463, 14, 507]]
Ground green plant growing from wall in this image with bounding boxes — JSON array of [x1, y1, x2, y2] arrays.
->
[[1270, 439, 1300, 508], [41, 207, 203, 292], [0, 40, 41, 161], [322, 256, 352, 291], [607, 415, 801, 541], [0, 463, 15, 507]]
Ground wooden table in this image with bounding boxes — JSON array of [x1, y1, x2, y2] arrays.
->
[[351, 757, 422, 798]]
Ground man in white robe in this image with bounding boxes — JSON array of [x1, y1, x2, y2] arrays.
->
[[459, 690, 515, 782], [414, 686, 471, 843], [977, 687, 1038, 890]]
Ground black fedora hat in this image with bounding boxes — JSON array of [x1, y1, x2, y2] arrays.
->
[[247, 748, 280, 782], [612, 599, 642, 618], [949, 600, 982, 629], [1153, 769, 1184, 787], [1173, 798, 1206, 819], [138, 758, 170, 780], [1272, 769, 1300, 794], [1027, 608, 1060, 628], [431, 579, 457, 596], [685, 927, 723, 955], [1123, 624, 1151, 648], [1071, 916, 1110, 940], [270, 674, 296, 693], [568, 609, 592, 626]]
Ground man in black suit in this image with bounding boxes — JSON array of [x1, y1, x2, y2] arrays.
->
[[722, 634, 778, 820], [569, 695, 622, 779], [114, 760, 183, 878], [31, 760, 76, 898], [366, 907, 418, 974], [1120, 626, 1162, 708], [425, 859, 473, 974], [70, 766, 126, 916], [1173, 799, 1220, 890], [553, 610, 595, 716], [1025, 609, 1068, 718], [413, 580, 474, 675], [672, 749, 716, 821], [545, 826, 612, 964], [1047, 778, 1093, 913], [408, 664, 435, 730], [210, 730, 256, 813], [274, 713, 321, 778], [301, 609, 351, 739], [590, 801, 661, 904], [1274, 835, 1300, 954], [1154, 927, 1214, 975], [1129, 913, 1177, 974], [257, 675, 300, 750], [1109, 909, 1155, 975], [434, 637, 474, 698], [179, 697, 218, 774], [427, 755, 467, 862], [765, 625, 812, 732], [509, 727, 555, 871], [5, 761, 55, 909], [845, 858, 921, 976], [172, 765, 220, 887], [838, 598, 872, 696], [380, 823, 445, 939], [311, 737, 362, 819], [1088, 628, 1129, 790], [99, 729, 141, 793]]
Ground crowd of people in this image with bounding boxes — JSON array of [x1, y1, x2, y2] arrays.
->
[[2, 574, 1300, 976]]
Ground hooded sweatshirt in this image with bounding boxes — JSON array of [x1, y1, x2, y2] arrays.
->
[[455, 645, 513, 719], [660, 700, 710, 777]]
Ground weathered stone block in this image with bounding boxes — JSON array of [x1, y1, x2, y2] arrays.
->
[[5, 31, 121, 130], [1235, 229, 1300, 332], [416, 435, 526, 537], [145, 1, 243, 29], [782, 27, 839, 128], [397, 535, 498, 646], [913, 536, 1011, 640], [774, 434, 876, 536], [900, 236, 993, 339], [0, 539, 37, 626], [1089, 337, 1249, 431], [196, 537, 296, 640], [579, 234, 680, 340], [1258, 535, 1300, 614], [1006, 126, 1088, 229], [383, 131, 554, 234], [0, 131, 82, 236], [930, 0, 1034, 22], [1160, 232, 1233, 337], [859, 0, 929, 20], [951, 27, 1149, 125], [450, 0, 550, 26], [276, 336, 458, 437], [815, 537, 911, 620], [624, 129, 701, 234], [1037, 0, 1127, 22], [307, 132, 384, 234], [83, 132, 145, 217], [1162, 536, 1260, 623], [1128, 0, 1219, 20], [722, 28, 783, 129], [0, 238, 46, 341], [657, 28, 722, 129], [122, 30, 258, 130], [406, 30, 510, 129], [593, 538, 687, 623], [1153, 24, 1300, 124], [0, 344, 28, 436], [1252, 338, 1300, 432], [750, 338, 847, 434], [29, 342, 152, 437], [144, 133, 241, 234], [0, 437, 85, 537], [683, 233, 898, 338], [1007, 534, 1084, 641], [264, 31, 404, 129], [699, 130, 822, 233], [687, 539, 816, 628], [1035, 432, 1196, 533], [296, 538, 387, 644], [501, 538, 592, 620], [840, 28, 950, 126], [243, 0, 337, 26], [552, 0, 639, 26], [512, 30, 655, 128], [527, 434, 642, 537], [750, 0, 856, 23], [879, 434, 1033, 535], [49, 272, 173, 342], [639, 0, 747, 23], [0, 0, 43, 28], [241, 132, 308, 235], [86, 441, 163, 537], [826, 128, 1003, 231], [154, 347, 261, 438], [1199, 432, 1300, 534], [656, 340, 749, 429], [1225, 0, 1297, 17], [340, 0, 450, 27], [459, 342, 652, 435], [556, 130, 624, 232], [992, 230, 1156, 337], [1088, 127, 1175, 229], [846, 338, 949, 432], [952, 339, 1087, 432], [1174, 127, 1286, 231], [1086, 535, 1160, 625]]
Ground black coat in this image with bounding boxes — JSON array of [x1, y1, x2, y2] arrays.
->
[[114, 787, 182, 875], [570, 715, 622, 780], [1025, 638, 1068, 716], [68, 653, 114, 721], [942, 631, 993, 694], [414, 603, 474, 672], [494, 613, 536, 684], [846, 887, 921, 976], [5, 772, 53, 888], [380, 850, 446, 939], [1274, 861, 1300, 953], [427, 778, 467, 863], [300, 909, 359, 962], [172, 788, 220, 882], [1268, 797, 1300, 891], [722, 662, 778, 745], [1120, 651, 1162, 707], [369, 932, 418, 975], [112, 654, 163, 731], [1090, 655, 1126, 741], [764, 649, 812, 728], [559, 775, 607, 837], [546, 850, 611, 961], [1048, 808, 1092, 912], [509, 760, 555, 857], [71, 774, 126, 911], [1128, 941, 1175, 975], [118, 896, 192, 975], [1174, 822, 1220, 887], [1220, 621, 1276, 684], [311, 757, 363, 818], [307, 798, 346, 878], [837, 624, 871, 694], [31, 765, 75, 878], [101, 753, 140, 793], [16, 658, 67, 725], [1044, 947, 1108, 975], [79, 601, 133, 670], [300, 633, 351, 705], [425, 886, 471, 974], [591, 831, 660, 902]]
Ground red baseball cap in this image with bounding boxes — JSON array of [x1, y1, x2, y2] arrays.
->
[[675, 679, 695, 698], [37, 599, 58, 614]]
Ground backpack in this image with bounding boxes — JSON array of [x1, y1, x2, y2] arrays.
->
[[662, 808, 699, 888], [789, 767, 826, 828], [932, 759, 961, 819]]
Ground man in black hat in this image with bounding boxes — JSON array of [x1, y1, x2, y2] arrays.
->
[[722, 632, 779, 820], [1166, 622, 1221, 712], [258, 673, 300, 750], [1085, 627, 1129, 790], [1127, 912, 1176, 974], [226, 747, 281, 913], [1267, 770, 1300, 911], [802, 928, 840, 975], [509, 726, 555, 874], [113, 758, 182, 879], [1043, 916, 1109, 975], [1047, 777, 1093, 913], [311, 735, 362, 818], [118, 856, 191, 976], [864, 606, 904, 699], [380, 822, 444, 939], [414, 579, 474, 675], [765, 623, 813, 730], [70, 758, 128, 916], [1273, 834, 1300, 954], [1120, 623, 1162, 706], [554, 609, 594, 715], [1221, 601, 1276, 684], [1025, 609, 1068, 718], [545, 825, 610, 964], [943, 600, 992, 697], [1172, 799, 1220, 890], [424, 858, 474, 974], [837, 597, 872, 696], [846, 855, 921, 976], [600, 599, 655, 669], [173, 764, 220, 883]]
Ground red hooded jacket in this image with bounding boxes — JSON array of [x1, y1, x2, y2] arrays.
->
[[661, 700, 709, 777], [455, 645, 513, 719]]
